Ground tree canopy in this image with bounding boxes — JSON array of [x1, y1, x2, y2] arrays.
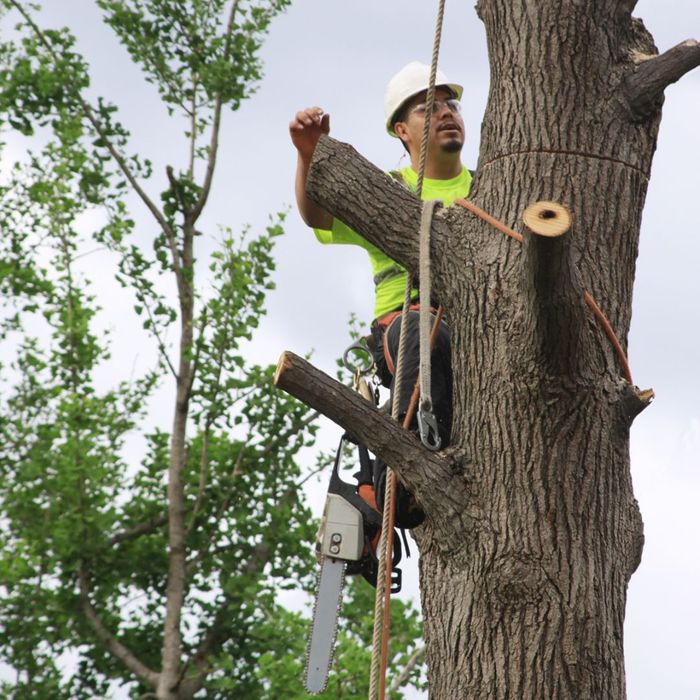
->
[[0, 1, 425, 697]]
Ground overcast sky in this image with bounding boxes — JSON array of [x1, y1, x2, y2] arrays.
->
[[2, 1, 700, 698]]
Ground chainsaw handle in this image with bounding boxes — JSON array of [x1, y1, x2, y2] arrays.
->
[[329, 436, 382, 528]]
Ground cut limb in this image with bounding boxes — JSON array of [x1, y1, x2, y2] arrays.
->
[[273, 351, 467, 540], [521, 201, 588, 377], [306, 135, 451, 273]]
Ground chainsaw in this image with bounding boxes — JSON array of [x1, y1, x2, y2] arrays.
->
[[304, 345, 403, 694]]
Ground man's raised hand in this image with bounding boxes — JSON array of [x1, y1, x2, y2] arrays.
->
[[289, 106, 331, 160]]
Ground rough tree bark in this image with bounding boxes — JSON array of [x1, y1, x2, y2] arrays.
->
[[275, 3, 700, 698]]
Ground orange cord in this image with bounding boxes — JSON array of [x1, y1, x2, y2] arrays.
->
[[583, 292, 633, 384], [454, 197, 524, 243], [453, 198, 633, 384]]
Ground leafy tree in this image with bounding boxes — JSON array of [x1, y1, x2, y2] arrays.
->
[[0, 2, 424, 698]]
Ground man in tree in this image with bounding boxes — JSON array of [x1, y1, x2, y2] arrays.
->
[[289, 61, 472, 456]]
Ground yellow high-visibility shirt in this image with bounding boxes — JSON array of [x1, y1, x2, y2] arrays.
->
[[313, 165, 472, 319]]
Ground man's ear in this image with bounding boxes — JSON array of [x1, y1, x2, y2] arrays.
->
[[393, 121, 409, 145]]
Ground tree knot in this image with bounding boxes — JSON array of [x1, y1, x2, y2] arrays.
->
[[489, 552, 549, 609]]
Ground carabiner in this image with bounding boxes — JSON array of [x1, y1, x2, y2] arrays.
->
[[342, 340, 374, 376], [417, 404, 441, 451]]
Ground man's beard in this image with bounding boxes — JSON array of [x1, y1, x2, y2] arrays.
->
[[440, 138, 463, 154]]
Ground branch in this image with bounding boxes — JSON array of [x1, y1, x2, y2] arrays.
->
[[126, 244, 178, 378], [179, 603, 241, 698], [273, 351, 466, 520], [307, 135, 453, 273], [78, 566, 159, 689], [83, 106, 177, 251], [626, 39, 700, 116], [107, 513, 169, 547], [521, 201, 587, 376], [390, 646, 426, 692], [189, 0, 241, 222], [185, 409, 319, 573], [180, 488, 296, 696]]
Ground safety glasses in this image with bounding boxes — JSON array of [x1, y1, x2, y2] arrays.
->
[[409, 98, 461, 117]]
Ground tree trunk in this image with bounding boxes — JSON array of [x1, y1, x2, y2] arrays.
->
[[277, 2, 700, 697], [418, 6, 653, 694]]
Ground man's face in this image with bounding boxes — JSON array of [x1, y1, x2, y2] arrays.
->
[[395, 87, 465, 156]]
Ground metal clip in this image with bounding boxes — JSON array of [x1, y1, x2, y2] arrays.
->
[[350, 369, 371, 404], [352, 368, 362, 393], [417, 403, 442, 451]]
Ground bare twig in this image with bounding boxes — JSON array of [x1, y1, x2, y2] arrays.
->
[[141, 299, 178, 379]]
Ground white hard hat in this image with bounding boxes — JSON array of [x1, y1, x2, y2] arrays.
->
[[383, 61, 463, 137]]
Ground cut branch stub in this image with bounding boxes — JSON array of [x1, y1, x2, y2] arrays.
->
[[274, 351, 423, 467], [620, 383, 655, 423], [521, 201, 587, 377], [273, 351, 433, 471], [522, 200, 572, 238]]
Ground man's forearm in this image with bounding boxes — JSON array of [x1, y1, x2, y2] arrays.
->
[[295, 154, 333, 230]]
